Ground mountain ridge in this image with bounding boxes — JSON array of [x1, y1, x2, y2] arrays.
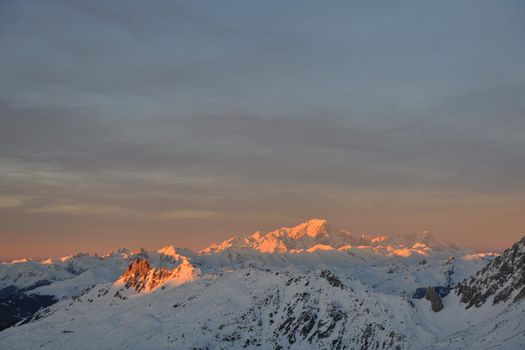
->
[[0, 218, 477, 264], [2, 219, 522, 350], [457, 235, 525, 308], [200, 218, 460, 257]]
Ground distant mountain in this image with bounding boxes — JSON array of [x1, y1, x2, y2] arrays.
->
[[201, 218, 457, 256], [2, 219, 522, 350]]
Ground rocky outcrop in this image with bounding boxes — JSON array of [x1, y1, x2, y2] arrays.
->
[[457, 235, 525, 308], [413, 286, 450, 299], [118, 258, 201, 293], [425, 287, 444, 312], [119, 259, 171, 292]]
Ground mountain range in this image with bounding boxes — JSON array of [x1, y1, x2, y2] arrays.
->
[[1, 218, 523, 349]]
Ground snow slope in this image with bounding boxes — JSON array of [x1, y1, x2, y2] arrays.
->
[[1, 264, 523, 349]]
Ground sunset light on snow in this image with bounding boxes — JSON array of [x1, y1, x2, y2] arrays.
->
[[1, 1, 524, 349]]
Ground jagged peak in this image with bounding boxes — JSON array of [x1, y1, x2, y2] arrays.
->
[[125, 259, 151, 275], [457, 234, 525, 308], [117, 258, 201, 292], [249, 231, 263, 240]]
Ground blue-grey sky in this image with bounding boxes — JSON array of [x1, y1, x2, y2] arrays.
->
[[1, 0, 524, 260]]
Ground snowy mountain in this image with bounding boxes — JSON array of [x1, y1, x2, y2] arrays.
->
[[457, 236, 525, 307], [1, 219, 523, 349], [201, 218, 456, 256]]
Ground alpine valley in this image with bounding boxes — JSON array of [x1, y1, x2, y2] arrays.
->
[[1, 219, 524, 349]]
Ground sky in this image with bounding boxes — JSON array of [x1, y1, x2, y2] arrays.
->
[[1, 0, 524, 261]]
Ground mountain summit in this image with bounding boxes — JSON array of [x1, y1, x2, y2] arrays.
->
[[201, 218, 455, 256], [285, 218, 330, 238]]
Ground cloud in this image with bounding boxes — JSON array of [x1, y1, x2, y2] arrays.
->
[[26, 203, 135, 217], [0, 0, 524, 258], [0, 196, 29, 209], [1, 0, 524, 195], [151, 210, 221, 221], [23, 200, 222, 221]]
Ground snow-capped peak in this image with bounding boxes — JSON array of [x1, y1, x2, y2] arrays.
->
[[171, 258, 200, 282], [157, 245, 180, 258], [157, 245, 196, 260], [285, 218, 329, 239], [200, 218, 458, 257], [200, 218, 340, 254]]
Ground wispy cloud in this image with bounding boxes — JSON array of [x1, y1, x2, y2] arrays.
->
[[25, 202, 222, 221], [0, 196, 29, 209], [26, 203, 134, 217], [151, 210, 221, 220]]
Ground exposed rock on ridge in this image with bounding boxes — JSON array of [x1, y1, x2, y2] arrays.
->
[[118, 259, 200, 292], [457, 235, 525, 308]]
